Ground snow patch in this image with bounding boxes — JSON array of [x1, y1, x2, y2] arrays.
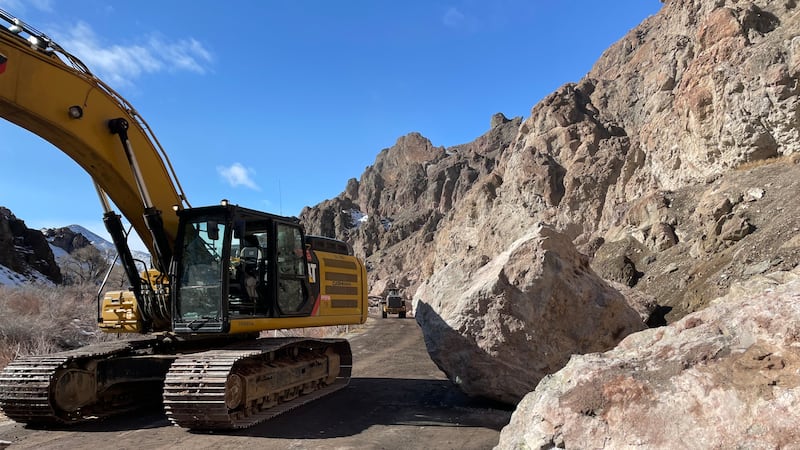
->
[[346, 209, 369, 228], [0, 263, 55, 287], [0, 264, 25, 286], [344, 209, 391, 230]]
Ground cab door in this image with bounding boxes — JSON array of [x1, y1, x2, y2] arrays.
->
[[273, 222, 314, 316]]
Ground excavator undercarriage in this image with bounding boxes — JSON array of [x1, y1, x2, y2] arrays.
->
[[164, 337, 351, 429], [0, 337, 352, 430]]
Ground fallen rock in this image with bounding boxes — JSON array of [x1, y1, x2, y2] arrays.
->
[[413, 225, 646, 404], [496, 268, 800, 449]]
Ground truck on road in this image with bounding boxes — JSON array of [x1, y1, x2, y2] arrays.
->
[[381, 287, 407, 318]]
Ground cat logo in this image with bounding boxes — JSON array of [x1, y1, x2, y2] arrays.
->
[[0, 53, 6, 74]]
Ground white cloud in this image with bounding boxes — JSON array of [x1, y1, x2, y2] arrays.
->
[[58, 22, 158, 86], [55, 22, 213, 87], [443, 7, 466, 28], [148, 36, 213, 74], [217, 163, 261, 191], [442, 6, 480, 33], [1, 5, 212, 87]]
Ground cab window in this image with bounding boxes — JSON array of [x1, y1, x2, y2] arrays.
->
[[276, 224, 308, 314]]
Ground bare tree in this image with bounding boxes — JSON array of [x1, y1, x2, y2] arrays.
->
[[103, 263, 131, 290], [62, 246, 110, 285]]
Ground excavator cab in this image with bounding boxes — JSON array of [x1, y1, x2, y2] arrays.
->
[[172, 204, 313, 334]]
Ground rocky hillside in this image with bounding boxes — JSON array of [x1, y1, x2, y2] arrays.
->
[[0, 207, 61, 285], [302, 1, 800, 318], [42, 226, 93, 254], [301, 0, 800, 446], [301, 113, 521, 296]]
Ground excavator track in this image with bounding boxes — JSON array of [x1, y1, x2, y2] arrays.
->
[[0, 338, 167, 425], [163, 337, 352, 430]]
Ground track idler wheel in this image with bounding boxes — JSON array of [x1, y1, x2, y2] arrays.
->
[[324, 346, 341, 385], [225, 374, 245, 409], [52, 367, 97, 415]]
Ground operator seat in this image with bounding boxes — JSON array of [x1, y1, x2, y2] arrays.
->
[[229, 236, 263, 315], [239, 244, 262, 299]]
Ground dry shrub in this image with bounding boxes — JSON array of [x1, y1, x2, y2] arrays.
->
[[0, 283, 119, 368], [4, 289, 42, 315], [736, 153, 800, 171]]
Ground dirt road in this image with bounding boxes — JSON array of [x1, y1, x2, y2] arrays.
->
[[0, 314, 512, 449]]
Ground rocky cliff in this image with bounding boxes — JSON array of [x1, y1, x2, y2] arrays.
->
[[0, 207, 61, 285], [301, 0, 800, 445], [301, 114, 521, 296], [42, 227, 92, 254]]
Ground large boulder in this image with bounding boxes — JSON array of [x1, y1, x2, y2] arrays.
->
[[497, 268, 800, 449], [413, 225, 646, 404]]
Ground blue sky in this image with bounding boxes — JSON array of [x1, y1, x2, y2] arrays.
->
[[0, 1, 662, 252]]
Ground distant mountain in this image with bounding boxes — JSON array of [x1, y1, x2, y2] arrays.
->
[[64, 224, 151, 264], [66, 225, 115, 254]]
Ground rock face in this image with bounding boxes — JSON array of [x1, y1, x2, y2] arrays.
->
[[301, 0, 800, 316], [301, 116, 521, 298], [42, 227, 92, 254], [0, 207, 61, 284], [414, 225, 647, 404], [496, 268, 800, 449]]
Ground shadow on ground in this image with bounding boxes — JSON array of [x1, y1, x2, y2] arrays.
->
[[19, 377, 513, 439], [233, 377, 513, 439]]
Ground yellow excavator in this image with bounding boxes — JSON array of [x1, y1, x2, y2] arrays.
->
[[0, 9, 367, 429]]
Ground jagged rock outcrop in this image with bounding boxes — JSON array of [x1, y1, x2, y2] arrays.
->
[[496, 267, 800, 449], [43, 227, 92, 253], [414, 225, 648, 404], [0, 207, 61, 284], [300, 116, 522, 297]]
